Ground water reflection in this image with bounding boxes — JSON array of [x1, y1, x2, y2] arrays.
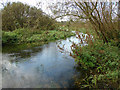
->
[[2, 34, 87, 88]]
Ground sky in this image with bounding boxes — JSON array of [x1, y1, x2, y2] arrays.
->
[[0, 0, 119, 11], [0, 0, 51, 14], [0, 0, 119, 12], [0, 0, 68, 21], [0, 0, 66, 14], [0, 0, 119, 21]]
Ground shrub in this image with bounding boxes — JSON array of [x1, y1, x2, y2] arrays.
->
[[2, 2, 56, 31], [69, 32, 120, 88], [2, 31, 18, 44], [72, 41, 119, 70]]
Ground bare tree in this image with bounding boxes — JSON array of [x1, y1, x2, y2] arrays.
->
[[0, 0, 9, 8], [49, 0, 119, 43]]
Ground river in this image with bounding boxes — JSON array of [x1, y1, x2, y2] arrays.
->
[[2, 33, 88, 88]]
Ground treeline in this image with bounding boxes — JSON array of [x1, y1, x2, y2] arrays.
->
[[2, 2, 56, 31]]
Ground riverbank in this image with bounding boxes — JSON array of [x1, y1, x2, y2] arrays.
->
[[2, 27, 120, 89], [2, 28, 75, 53], [2, 35, 78, 88], [68, 30, 120, 89], [58, 26, 120, 89]]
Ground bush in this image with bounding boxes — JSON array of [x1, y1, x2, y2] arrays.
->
[[73, 41, 119, 69], [2, 31, 18, 44], [2, 28, 75, 45], [2, 2, 56, 31], [71, 39, 120, 88]]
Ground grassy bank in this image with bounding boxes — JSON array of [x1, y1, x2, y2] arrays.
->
[[2, 28, 75, 52]]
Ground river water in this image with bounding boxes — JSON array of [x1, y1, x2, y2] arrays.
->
[[2, 34, 88, 88]]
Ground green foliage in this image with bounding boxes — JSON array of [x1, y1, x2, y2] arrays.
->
[[2, 2, 29, 31], [2, 2, 56, 31], [75, 42, 119, 69], [2, 28, 75, 47], [72, 40, 120, 88], [2, 31, 18, 44]]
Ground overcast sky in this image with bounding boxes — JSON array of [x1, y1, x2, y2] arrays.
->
[[1, 0, 118, 12], [0, 0, 119, 21], [0, 0, 52, 14], [0, 0, 69, 21]]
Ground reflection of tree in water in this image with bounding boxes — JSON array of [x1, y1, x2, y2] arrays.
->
[[2, 37, 81, 88], [7, 46, 44, 63]]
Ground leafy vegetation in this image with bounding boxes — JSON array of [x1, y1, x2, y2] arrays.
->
[[1, 1, 120, 89], [2, 2, 56, 31], [57, 26, 119, 89], [52, 2, 119, 88], [2, 28, 75, 52], [1, 2, 75, 52], [68, 31, 120, 89]]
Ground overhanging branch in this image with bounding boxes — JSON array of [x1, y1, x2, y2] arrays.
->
[[53, 13, 88, 20]]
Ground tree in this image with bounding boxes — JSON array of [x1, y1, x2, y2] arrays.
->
[[2, 2, 31, 31], [50, 0, 119, 43], [2, 2, 56, 31]]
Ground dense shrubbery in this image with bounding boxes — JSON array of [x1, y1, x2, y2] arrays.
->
[[72, 42, 119, 70], [2, 28, 75, 45], [2, 31, 18, 44], [69, 32, 120, 88], [2, 2, 56, 31], [2, 27, 75, 53]]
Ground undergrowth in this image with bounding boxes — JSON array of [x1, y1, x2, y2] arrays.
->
[[2, 28, 75, 52], [70, 32, 120, 89]]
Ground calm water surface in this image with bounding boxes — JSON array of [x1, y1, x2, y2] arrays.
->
[[2, 34, 88, 88]]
